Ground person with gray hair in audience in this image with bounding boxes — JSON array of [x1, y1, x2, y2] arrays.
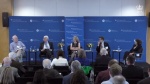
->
[[33, 59, 62, 84], [113, 75, 126, 84], [63, 60, 90, 84], [9, 52, 26, 76], [95, 48, 112, 66], [39, 35, 54, 59], [0, 57, 20, 84], [101, 64, 128, 84]]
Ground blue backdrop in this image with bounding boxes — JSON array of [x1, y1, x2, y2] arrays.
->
[[9, 16, 147, 62]]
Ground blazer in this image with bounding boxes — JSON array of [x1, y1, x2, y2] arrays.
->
[[62, 73, 90, 84], [39, 41, 54, 56], [137, 77, 150, 84], [130, 44, 143, 53], [0, 66, 20, 78], [33, 68, 62, 84], [122, 65, 144, 79], [95, 55, 112, 66], [96, 42, 111, 56], [95, 69, 110, 84]]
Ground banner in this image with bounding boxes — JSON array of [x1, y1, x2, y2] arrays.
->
[[84, 16, 147, 62], [9, 16, 65, 60]]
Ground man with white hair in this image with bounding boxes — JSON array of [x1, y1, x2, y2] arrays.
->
[[10, 35, 26, 62], [9, 52, 26, 76], [39, 35, 54, 59], [63, 60, 90, 84], [33, 59, 62, 84], [0, 57, 20, 78], [113, 75, 126, 84], [95, 48, 112, 66]]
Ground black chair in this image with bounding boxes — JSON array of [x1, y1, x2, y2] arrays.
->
[[94, 65, 108, 81], [134, 47, 143, 59], [53, 66, 70, 76], [16, 77, 33, 84], [47, 78, 63, 84], [126, 79, 142, 84]]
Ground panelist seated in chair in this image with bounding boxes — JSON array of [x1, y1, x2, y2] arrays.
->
[[70, 36, 80, 55], [123, 39, 143, 60], [39, 35, 54, 59], [51, 50, 68, 67], [10, 35, 26, 62]]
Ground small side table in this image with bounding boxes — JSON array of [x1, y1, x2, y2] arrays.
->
[[28, 50, 37, 65], [112, 50, 122, 64]]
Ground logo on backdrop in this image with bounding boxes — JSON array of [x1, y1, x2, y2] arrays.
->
[[36, 29, 46, 32], [114, 39, 131, 43], [17, 29, 34, 32], [30, 39, 40, 42], [89, 29, 105, 32], [121, 29, 138, 33], [108, 29, 118, 32], [102, 19, 112, 22], [134, 19, 145, 22], [49, 29, 64, 33], [115, 19, 132, 22]]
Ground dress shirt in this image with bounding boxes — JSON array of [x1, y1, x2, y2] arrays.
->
[[10, 41, 26, 52]]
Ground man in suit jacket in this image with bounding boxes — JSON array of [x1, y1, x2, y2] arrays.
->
[[33, 59, 62, 84], [122, 55, 144, 79], [63, 60, 90, 84], [0, 57, 20, 78], [95, 48, 112, 66], [39, 35, 54, 59], [95, 59, 118, 84], [96, 36, 111, 56], [138, 67, 150, 84]]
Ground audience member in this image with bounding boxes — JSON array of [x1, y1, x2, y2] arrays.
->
[[10, 35, 26, 62], [122, 55, 144, 79], [113, 75, 126, 84], [138, 66, 150, 84], [70, 69, 87, 84], [9, 52, 26, 76], [101, 64, 128, 84], [74, 49, 90, 66], [33, 59, 62, 84], [95, 59, 118, 84], [95, 48, 112, 66], [63, 60, 89, 84], [51, 50, 68, 67], [0, 57, 20, 84]]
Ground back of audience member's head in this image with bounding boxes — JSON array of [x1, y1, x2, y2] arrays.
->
[[57, 50, 64, 58], [9, 52, 19, 62], [78, 49, 86, 58], [109, 64, 122, 77], [126, 55, 135, 65], [71, 60, 81, 73], [100, 48, 108, 56], [108, 59, 118, 68], [0, 67, 15, 84], [3, 57, 12, 67], [70, 69, 86, 84], [43, 59, 51, 69], [113, 75, 126, 84]]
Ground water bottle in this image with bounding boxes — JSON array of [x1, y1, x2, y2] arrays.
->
[[30, 46, 32, 51]]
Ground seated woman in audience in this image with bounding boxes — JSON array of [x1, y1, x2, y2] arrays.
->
[[0, 57, 20, 84], [74, 49, 90, 66], [123, 39, 143, 60], [70, 69, 89, 84], [51, 50, 68, 67]]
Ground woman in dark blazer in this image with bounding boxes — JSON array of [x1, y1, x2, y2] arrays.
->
[[123, 39, 143, 60]]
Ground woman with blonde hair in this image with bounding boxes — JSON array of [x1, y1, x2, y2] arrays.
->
[[70, 36, 80, 51]]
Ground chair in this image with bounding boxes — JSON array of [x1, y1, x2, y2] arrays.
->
[[53, 66, 70, 76], [16, 77, 33, 84], [126, 79, 142, 84], [94, 65, 108, 81], [134, 47, 143, 59]]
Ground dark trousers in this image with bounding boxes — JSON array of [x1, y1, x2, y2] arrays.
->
[[40, 49, 52, 59], [123, 51, 130, 60]]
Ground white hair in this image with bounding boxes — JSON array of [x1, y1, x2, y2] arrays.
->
[[43, 35, 49, 39], [12, 35, 18, 39], [100, 48, 108, 55], [113, 75, 126, 84], [43, 59, 51, 69], [71, 60, 81, 73], [3, 57, 12, 67], [8, 52, 17, 61]]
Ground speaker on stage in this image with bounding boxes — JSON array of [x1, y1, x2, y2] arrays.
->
[[2, 12, 9, 27]]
